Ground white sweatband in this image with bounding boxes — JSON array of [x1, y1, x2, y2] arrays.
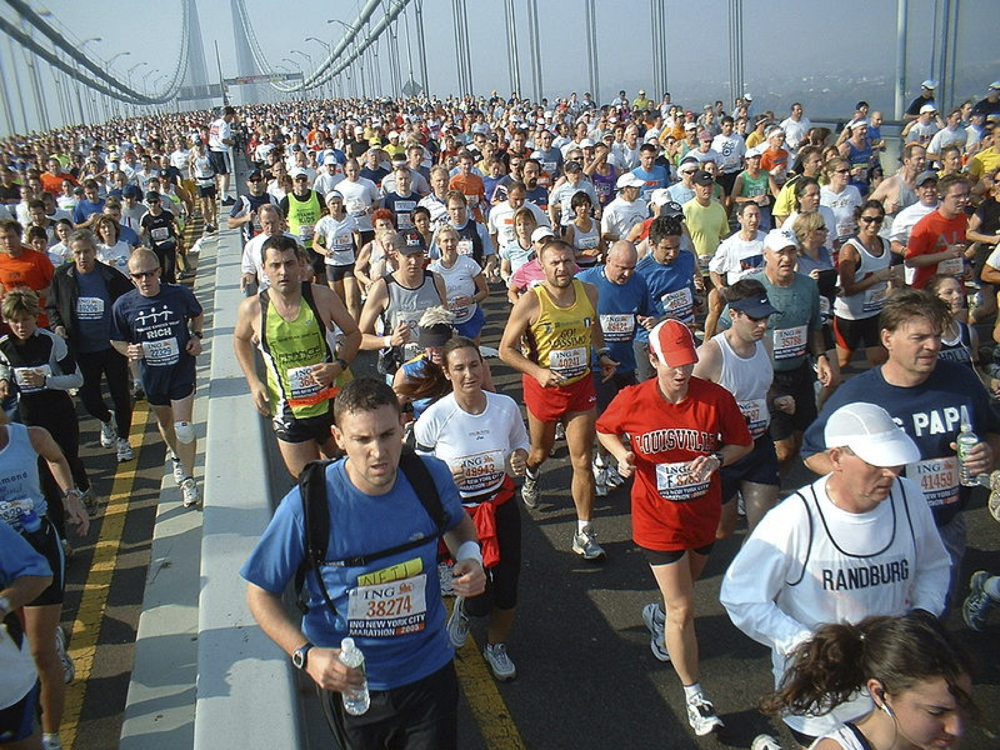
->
[[383, 335, 392, 348], [456, 541, 483, 564]]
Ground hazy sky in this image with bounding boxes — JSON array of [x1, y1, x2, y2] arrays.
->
[[3, 0, 998, 134]]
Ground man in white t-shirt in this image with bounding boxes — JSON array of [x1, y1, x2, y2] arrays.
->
[[721, 402, 949, 745], [208, 106, 237, 205], [488, 182, 549, 249], [779, 102, 812, 153], [601, 173, 648, 243]]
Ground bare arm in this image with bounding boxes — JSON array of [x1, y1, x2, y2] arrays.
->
[[233, 296, 269, 416], [29, 426, 89, 536], [498, 290, 557, 386]]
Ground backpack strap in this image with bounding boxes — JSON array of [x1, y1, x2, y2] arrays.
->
[[294, 450, 449, 615], [294, 459, 334, 614], [786, 489, 814, 587]]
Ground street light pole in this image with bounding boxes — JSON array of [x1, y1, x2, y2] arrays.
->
[[292, 49, 312, 98], [305, 36, 332, 100]]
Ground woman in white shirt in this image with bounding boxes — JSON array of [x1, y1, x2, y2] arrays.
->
[[428, 225, 489, 343], [414, 337, 529, 682]]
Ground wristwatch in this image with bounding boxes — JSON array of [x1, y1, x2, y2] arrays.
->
[[334, 357, 348, 371], [292, 642, 314, 671], [710, 451, 725, 467]]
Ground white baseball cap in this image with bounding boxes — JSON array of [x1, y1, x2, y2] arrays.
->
[[823, 403, 919, 466]]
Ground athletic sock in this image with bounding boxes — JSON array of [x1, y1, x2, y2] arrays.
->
[[683, 682, 703, 703], [577, 519, 592, 534]]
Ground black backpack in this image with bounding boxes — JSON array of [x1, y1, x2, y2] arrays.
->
[[294, 448, 450, 616]]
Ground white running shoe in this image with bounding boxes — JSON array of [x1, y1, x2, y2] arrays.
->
[[751, 733, 783, 750], [171, 454, 185, 485], [571, 527, 606, 561], [686, 695, 724, 736], [483, 642, 516, 681], [181, 477, 200, 508], [100, 412, 117, 448], [55, 625, 75, 683], [447, 597, 470, 648], [641, 602, 670, 662], [117, 438, 134, 463]]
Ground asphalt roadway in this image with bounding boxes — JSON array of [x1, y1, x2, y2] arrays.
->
[[59, 276, 999, 749]]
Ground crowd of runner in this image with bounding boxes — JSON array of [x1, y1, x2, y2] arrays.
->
[[3, 79, 1000, 749]]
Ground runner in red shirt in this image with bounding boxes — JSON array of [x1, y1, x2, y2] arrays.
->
[[597, 319, 751, 737], [0, 219, 55, 327], [904, 175, 972, 289]]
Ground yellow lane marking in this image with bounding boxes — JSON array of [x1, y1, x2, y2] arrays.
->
[[61, 404, 152, 750], [449, 601, 527, 749]]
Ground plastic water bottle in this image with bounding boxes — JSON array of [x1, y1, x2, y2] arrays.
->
[[338, 637, 370, 716], [18, 508, 47, 547], [957, 406, 980, 487]]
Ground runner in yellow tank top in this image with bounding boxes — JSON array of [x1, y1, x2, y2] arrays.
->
[[500, 239, 618, 562]]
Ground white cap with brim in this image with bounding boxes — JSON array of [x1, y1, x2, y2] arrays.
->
[[823, 403, 920, 467]]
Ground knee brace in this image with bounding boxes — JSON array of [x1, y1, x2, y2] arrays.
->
[[174, 420, 195, 444]]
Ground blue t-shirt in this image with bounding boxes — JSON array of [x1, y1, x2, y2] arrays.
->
[[241, 456, 465, 690], [801, 361, 1000, 527], [110, 283, 202, 391], [120, 225, 141, 248], [577, 266, 654, 373], [74, 267, 114, 354], [73, 198, 105, 225], [633, 249, 698, 339], [631, 165, 670, 200], [0, 521, 51, 585]]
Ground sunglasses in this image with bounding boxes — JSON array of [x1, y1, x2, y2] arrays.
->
[[834, 168, 851, 174], [859, 215, 884, 223], [130, 268, 159, 279]]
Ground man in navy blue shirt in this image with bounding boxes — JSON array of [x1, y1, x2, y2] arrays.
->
[[802, 288, 1000, 603]]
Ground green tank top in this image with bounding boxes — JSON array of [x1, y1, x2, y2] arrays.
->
[[286, 191, 323, 248], [739, 170, 770, 198], [259, 283, 333, 421]]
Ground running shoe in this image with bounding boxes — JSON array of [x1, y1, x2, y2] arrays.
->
[[222, 196, 236, 206], [42, 734, 64, 750], [686, 695, 724, 736], [171, 454, 185, 485], [641, 602, 670, 662], [79, 488, 97, 515], [131, 381, 145, 401], [55, 625, 75, 683], [963, 570, 996, 632], [521, 470, 539, 509], [751, 733, 783, 750], [990, 491, 1000, 524], [117, 438, 134, 463], [181, 477, 200, 508], [483, 642, 516, 681], [447, 597, 469, 649], [592, 457, 608, 497], [554, 422, 565, 441], [571, 527, 606, 562], [100, 412, 117, 448]]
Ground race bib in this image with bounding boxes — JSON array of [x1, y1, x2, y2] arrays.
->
[[0, 498, 34, 527], [151, 226, 170, 241], [286, 364, 333, 408], [347, 573, 428, 637], [449, 297, 471, 322], [906, 456, 960, 507], [456, 449, 506, 494], [738, 397, 769, 438], [937, 257, 963, 277], [348, 200, 366, 217], [654, 461, 710, 502], [142, 337, 180, 366], [600, 313, 636, 343], [862, 283, 889, 314], [76, 296, 105, 320], [661, 288, 694, 323], [578, 234, 600, 250], [549, 346, 588, 379], [13, 365, 52, 394], [457, 239, 474, 256], [332, 233, 353, 250], [300, 223, 315, 241], [772, 325, 807, 361]]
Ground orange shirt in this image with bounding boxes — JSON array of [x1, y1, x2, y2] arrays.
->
[[40, 171, 76, 195], [448, 173, 486, 222], [0, 248, 55, 327], [905, 210, 967, 289]]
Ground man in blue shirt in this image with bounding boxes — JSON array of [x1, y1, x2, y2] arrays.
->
[[802, 288, 1000, 604], [633, 215, 698, 381], [631, 143, 671, 201], [242, 377, 484, 750]]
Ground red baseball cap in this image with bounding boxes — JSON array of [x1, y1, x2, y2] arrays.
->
[[650, 320, 698, 368]]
